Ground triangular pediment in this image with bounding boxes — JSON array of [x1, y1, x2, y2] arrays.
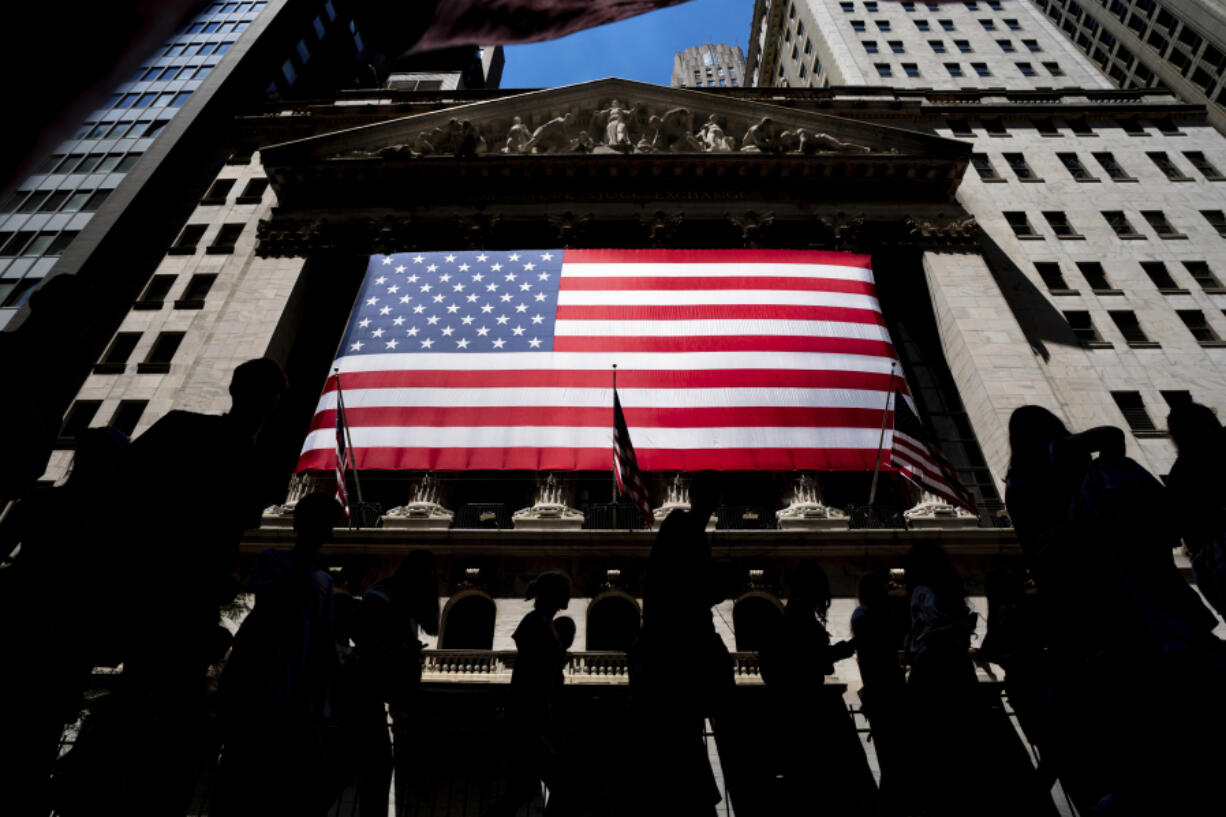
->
[[260, 77, 967, 165]]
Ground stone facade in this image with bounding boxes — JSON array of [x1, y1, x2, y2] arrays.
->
[[670, 43, 747, 88]]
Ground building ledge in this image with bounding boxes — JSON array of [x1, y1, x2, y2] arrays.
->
[[1091, 288, 1124, 296], [92, 362, 125, 374], [136, 362, 171, 374], [1126, 341, 1162, 349], [1047, 288, 1079, 296], [1133, 430, 1170, 439], [1158, 288, 1191, 295], [174, 298, 205, 310], [131, 300, 164, 310]]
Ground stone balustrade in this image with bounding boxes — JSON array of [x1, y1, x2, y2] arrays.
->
[[419, 649, 767, 685]]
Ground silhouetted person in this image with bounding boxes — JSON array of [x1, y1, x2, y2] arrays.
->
[[112, 357, 288, 815], [349, 549, 440, 817], [849, 572, 908, 815], [630, 472, 731, 817], [1167, 401, 1226, 620], [485, 571, 574, 817], [761, 563, 875, 816], [212, 492, 340, 817], [0, 427, 127, 817]]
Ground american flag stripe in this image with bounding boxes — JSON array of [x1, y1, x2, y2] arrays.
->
[[295, 249, 930, 477], [613, 389, 654, 525], [335, 406, 350, 520], [889, 394, 977, 512]]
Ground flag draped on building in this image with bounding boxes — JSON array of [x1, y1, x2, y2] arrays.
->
[[889, 390, 977, 512], [296, 248, 971, 504], [613, 388, 653, 525]]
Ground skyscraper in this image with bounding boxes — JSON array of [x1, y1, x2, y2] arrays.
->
[[670, 42, 747, 87]]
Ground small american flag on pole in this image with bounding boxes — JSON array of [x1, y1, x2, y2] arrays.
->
[[335, 399, 351, 521], [890, 391, 977, 512], [613, 386, 653, 526]]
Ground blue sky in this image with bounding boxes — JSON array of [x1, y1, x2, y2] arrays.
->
[[500, 0, 755, 89]]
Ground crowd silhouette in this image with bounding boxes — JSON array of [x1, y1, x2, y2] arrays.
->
[[2, 358, 1226, 817]]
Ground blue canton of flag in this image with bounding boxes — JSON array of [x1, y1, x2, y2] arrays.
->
[[340, 250, 565, 355]]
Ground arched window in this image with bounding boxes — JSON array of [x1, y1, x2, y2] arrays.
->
[[732, 594, 783, 652], [439, 592, 496, 649], [586, 594, 641, 651]]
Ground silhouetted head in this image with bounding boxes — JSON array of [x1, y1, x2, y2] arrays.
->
[[788, 562, 832, 622], [689, 470, 725, 519], [904, 541, 966, 604], [1168, 402, 1220, 455], [527, 570, 571, 614], [393, 549, 440, 636], [857, 572, 891, 609], [985, 568, 1026, 612], [67, 427, 128, 489], [228, 358, 288, 436], [293, 492, 338, 556], [554, 615, 576, 651], [1008, 405, 1070, 474]]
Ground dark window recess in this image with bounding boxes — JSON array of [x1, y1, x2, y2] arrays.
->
[[138, 331, 185, 373], [44, 232, 77, 256], [1066, 118, 1094, 135], [169, 224, 207, 254], [1147, 151, 1190, 180], [201, 178, 235, 205], [1109, 311, 1153, 345], [970, 154, 1002, 180], [1102, 210, 1141, 237], [1034, 262, 1072, 291], [1177, 310, 1221, 343], [1093, 152, 1134, 180], [1004, 153, 1039, 180], [207, 224, 244, 254], [1077, 262, 1116, 291], [1005, 211, 1038, 237], [1161, 390, 1194, 409], [134, 274, 176, 308], [175, 274, 217, 309], [109, 401, 148, 438], [0, 278, 37, 308], [1141, 211, 1183, 237], [81, 190, 111, 212], [1044, 211, 1081, 238], [57, 400, 102, 447], [982, 118, 1008, 136], [94, 332, 141, 374], [1184, 151, 1224, 180], [947, 118, 973, 136], [1151, 118, 1181, 135], [1112, 391, 1157, 432], [1140, 261, 1182, 291], [236, 178, 269, 204], [1064, 310, 1104, 344], [1184, 261, 1224, 292], [1058, 153, 1095, 180], [1034, 118, 1059, 136], [1117, 118, 1147, 135], [1201, 210, 1226, 237]]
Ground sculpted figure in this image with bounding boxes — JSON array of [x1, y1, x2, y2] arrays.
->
[[411, 128, 442, 155], [796, 129, 873, 154], [606, 110, 632, 148], [525, 112, 574, 153], [636, 115, 661, 152], [455, 119, 487, 158], [653, 107, 704, 152], [742, 116, 782, 153], [503, 116, 532, 153], [698, 114, 735, 152]]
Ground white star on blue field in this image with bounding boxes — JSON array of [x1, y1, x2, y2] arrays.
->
[[340, 250, 565, 355]]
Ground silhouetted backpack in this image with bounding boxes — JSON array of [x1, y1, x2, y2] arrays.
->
[[1071, 455, 1218, 655]]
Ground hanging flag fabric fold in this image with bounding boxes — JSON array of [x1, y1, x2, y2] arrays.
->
[[613, 387, 654, 526]]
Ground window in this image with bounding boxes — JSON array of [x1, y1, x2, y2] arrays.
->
[[972, 62, 991, 77], [948, 118, 973, 136], [1151, 117, 1181, 135], [1161, 391, 1194, 411], [915, 19, 930, 31], [980, 19, 996, 31], [44, 231, 77, 256], [0, 278, 37, 308], [864, 40, 880, 53], [902, 1, 915, 9], [1138, 261, 1180, 292], [23, 233, 57, 256], [946, 62, 964, 77], [1004, 18, 1021, 30], [1004, 153, 1040, 180], [940, 19, 956, 31], [1177, 310, 1221, 343], [1147, 152, 1190, 181], [1065, 311, 1105, 344], [109, 401, 148, 438], [1183, 152, 1224, 180], [176, 273, 218, 309], [998, 40, 1015, 52], [890, 41, 905, 53], [875, 20, 891, 31], [840, 2, 854, 10], [988, 0, 1002, 7], [56, 400, 102, 447], [194, 65, 213, 80], [1042, 61, 1064, 76], [37, 191, 69, 212], [903, 62, 921, 77], [95, 332, 141, 374], [134, 274, 176, 308], [207, 223, 244, 254], [202, 178, 235, 204], [1023, 39, 1041, 52], [169, 224, 206, 255], [1201, 210, 1226, 237], [1141, 211, 1184, 238], [1057, 153, 1095, 181], [138, 331, 185, 373], [863, 1, 877, 11], [1016, 61, 1036, 76], [1093, 152, 1134, 181], [1065, 118, 1093, 136], [1, 231, 36, 255], [1033, 118, 1058, 136], [982, 119, 1008, 136], [282, 59, 297, 85], [1044, 211, 1081, 238], [970, 154, 1002, 180], [1102, 210, 1142, 238], [1109, 311, 1153, 345], [930, 40, 946, 53], [964, 1, 978, 8], [170, 92, 192, 107], [15, 191, 50, 213], [1035, 262, 1073, 292], [1184, 262, 1224, 292], [1112, 392, 1157, 432], [874, 63, 892, 77], [1005, 211, 1039, 237], [1076, 262, 1116, 292]]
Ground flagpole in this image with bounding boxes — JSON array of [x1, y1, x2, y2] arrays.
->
[[867, 362, 896, 507], [334, 369, 366, 524], [611, 363, 618, 531]]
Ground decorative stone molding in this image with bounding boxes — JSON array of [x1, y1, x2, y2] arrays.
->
[[262, 472, 319, 528], [383, 473, 454, 530], [512, 473, 584, 530], [819, 211, 867, 251], [903, 491, 979, 529], [904, 213, 979, 250], [640, 210, 684, 247], [651, 473, 717, 530], [776, 474, 849, 531], [458, 212, 502, 249], [548, 211, 592, 245], [727, 210, 775, 248]]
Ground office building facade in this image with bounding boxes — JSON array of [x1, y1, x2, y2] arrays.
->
[[671, 42, 747, 87]]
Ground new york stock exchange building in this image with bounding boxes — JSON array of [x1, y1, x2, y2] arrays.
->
[[43, 71, 1226, 813]]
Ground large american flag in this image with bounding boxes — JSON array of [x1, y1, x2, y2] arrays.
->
[[296, 249, 973, 499]]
